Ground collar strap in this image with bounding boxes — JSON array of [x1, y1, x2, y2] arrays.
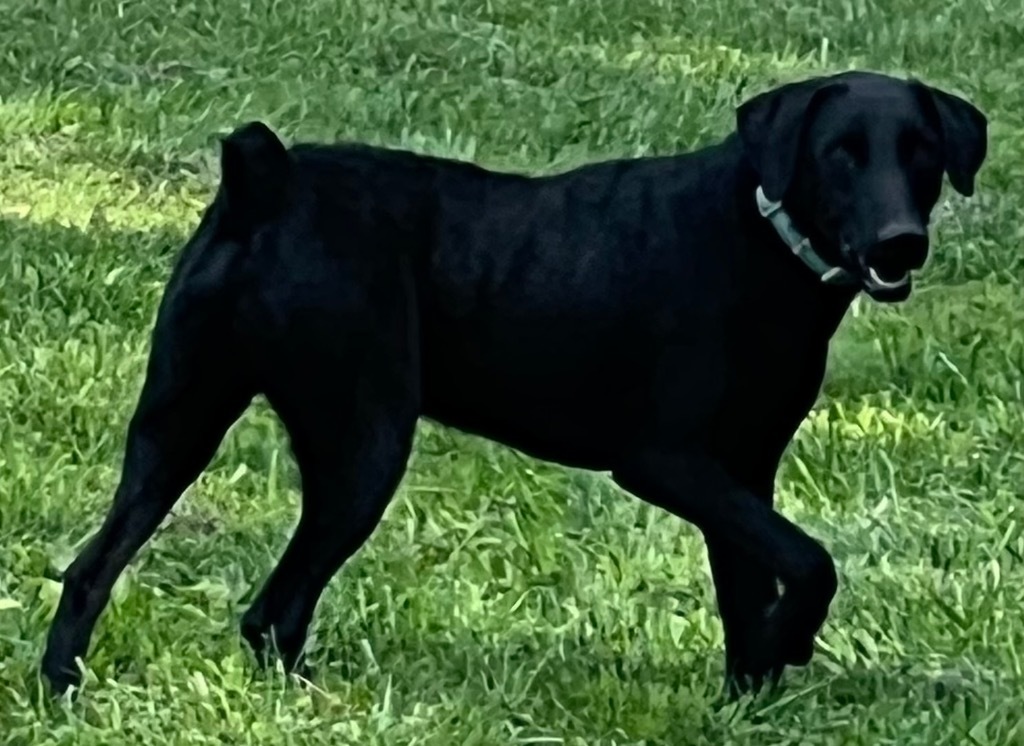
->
[[755, 186, 858, 286]]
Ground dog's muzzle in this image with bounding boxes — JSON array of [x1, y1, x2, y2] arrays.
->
[[851, 224, 929, 296], [755, 187, 925, 301]]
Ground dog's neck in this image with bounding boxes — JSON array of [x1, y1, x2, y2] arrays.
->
[[754, 187, 859, 287], [728, 148, 859, 342]]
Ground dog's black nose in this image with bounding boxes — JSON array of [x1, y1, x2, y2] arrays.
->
[[866, 223, 929, 275]]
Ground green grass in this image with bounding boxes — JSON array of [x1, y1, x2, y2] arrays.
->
[[1, 0, 1023, 743]]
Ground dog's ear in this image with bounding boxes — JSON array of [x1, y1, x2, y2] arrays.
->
[[916, 84, 988, 197], [219, 121, 291, 231], [736, 78, 842, 202]]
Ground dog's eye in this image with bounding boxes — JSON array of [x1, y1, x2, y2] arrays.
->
[[828, 136, 866, 169], [900, 130, 940, 164]]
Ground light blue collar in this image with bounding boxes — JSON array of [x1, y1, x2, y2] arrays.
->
[[755, 186, 859, 286]]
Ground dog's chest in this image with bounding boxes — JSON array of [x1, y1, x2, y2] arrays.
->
[[718, 309, 831, 447]]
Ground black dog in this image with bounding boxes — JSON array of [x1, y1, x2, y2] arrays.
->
[[42, 71, 987, 696]]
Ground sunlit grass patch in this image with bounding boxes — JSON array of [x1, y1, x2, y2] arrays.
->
[[1, 0, 1023, 743]]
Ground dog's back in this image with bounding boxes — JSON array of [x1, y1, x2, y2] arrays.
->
[[229, 136, 740, 469]]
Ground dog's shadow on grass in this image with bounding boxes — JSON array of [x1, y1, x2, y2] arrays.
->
[[812, 659, 1010, 705], [252, 628, 1013, 741]]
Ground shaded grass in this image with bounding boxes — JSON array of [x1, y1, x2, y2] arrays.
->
[[1, 0, 1023, 744]]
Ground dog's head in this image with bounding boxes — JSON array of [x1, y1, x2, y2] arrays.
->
[[737, 71, 987, 302]]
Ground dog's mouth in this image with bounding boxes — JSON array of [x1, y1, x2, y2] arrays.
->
[[866, 263, 911, 288], [844, 250, 913, 302], [862, 263, 913, 302]]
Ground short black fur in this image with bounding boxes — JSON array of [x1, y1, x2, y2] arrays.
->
[[42, 70, 987, 697]]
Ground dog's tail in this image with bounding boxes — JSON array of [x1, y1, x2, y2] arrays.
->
[[217, 121, 291, 235]]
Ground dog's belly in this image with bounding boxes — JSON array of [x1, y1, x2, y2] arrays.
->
[[419, 320, 643, 471], [421, 390, 621, 471]]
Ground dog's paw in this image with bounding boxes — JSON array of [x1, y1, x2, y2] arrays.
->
[[757, 598, 820, 668], [40, 654, 82, 698], [781, 634, 816, 667], [724, 664, 783, 699], [240, 616, 310, 679], [240, 615, 270, 664], [723, 604, 820, 698]]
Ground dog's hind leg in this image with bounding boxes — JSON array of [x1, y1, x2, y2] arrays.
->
[[41, 273, 256, 694], [240, 267, 420, 674]]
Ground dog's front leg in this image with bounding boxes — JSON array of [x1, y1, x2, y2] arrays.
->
[[705, 527, 782, 694], [613, 448, 837, 695]]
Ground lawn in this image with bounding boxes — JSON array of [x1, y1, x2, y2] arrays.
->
[[1, 0, 1023, 743]]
